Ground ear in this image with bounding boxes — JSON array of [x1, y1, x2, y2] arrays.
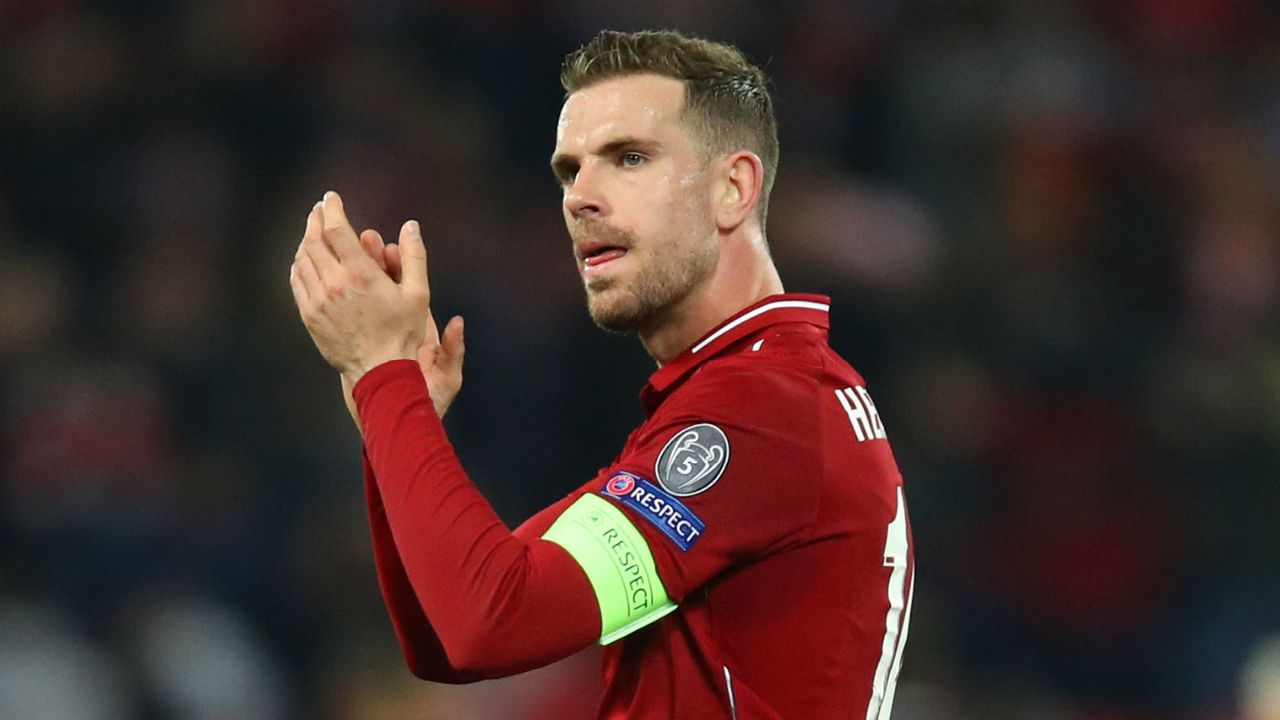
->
[[714, 151, 764, 233]]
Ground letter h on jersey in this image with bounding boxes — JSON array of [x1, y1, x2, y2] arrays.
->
[[835, 386, 886, 442]]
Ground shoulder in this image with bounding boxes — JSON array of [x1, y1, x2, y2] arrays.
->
[[665, 344, 830, 423], [644, 351, 827, 480]]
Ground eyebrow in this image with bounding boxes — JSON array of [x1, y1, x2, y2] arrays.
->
[[550, 136, 662, 180]]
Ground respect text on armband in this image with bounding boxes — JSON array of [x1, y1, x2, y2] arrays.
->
[[600, 471, 706, 551], [596, 524, 653, 613]]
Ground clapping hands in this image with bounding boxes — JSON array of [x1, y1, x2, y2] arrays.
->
[[289, 192, 465, 424]]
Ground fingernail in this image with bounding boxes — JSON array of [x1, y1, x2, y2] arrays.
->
[[313, 201, 323, 211], [409, 220, 421, 237], [323, 190, 336, 201]]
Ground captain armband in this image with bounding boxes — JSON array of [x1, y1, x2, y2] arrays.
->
[[542, 494, 677, 644]]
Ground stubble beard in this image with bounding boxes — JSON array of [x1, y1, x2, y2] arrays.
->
[[576, 221, 717, 334]]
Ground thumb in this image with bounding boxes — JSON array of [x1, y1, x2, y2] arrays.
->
[[398, 219, 429, 293], [438, 315, 466, 375]]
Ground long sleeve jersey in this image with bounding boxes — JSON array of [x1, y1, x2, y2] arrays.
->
[[355, 293, 915, 719]]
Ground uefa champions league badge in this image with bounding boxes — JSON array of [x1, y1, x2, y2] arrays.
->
[[655, 423, 729, 497], [600, 470, 705, 551]]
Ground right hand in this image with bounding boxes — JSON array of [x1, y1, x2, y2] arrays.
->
[[342, 220, 466, 431]]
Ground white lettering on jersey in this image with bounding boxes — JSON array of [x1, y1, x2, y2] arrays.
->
[[835, 386, 887, 442], [866, 486, 912, 719]]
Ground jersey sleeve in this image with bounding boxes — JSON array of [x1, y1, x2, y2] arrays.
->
[[541, 363, 823, 642], [355, 361, 601, 676], [363, 452, 485, 683]]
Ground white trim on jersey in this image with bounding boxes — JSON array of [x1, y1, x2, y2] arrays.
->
[[690, 300, 831, 355], [723, 666, 739, 720]]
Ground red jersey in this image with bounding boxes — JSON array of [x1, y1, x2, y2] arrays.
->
[[354, 293, 914, 719]]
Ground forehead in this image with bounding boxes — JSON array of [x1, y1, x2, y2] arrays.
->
[[555, 74, 688, 151]]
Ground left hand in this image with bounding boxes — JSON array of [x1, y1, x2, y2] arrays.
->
[[289, 191, 431, 384]]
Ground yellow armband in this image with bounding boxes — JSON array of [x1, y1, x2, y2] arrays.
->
[[542, 494, 677, 644]]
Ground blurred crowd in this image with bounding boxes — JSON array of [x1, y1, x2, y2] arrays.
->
[[1, 1, 1279, 718]]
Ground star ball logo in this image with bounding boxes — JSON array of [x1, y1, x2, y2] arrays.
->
[[605, 472, 637, 497]]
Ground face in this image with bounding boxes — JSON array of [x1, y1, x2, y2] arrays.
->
[[551, 74, 719, 332]]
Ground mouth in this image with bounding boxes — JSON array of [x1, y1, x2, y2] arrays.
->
[[578, 242, 629, 272]]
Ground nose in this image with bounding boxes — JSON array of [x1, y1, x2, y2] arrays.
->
[[563, 162, 608, 219]]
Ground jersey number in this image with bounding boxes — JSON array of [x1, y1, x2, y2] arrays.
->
[[866, 486, 913, 720]]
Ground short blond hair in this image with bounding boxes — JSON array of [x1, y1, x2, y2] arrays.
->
[[561, 30, 779, 225]]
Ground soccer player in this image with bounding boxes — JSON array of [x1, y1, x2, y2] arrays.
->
[[289, 30, 914, 719]]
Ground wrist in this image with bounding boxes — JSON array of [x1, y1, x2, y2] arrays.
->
[[340, 373, 364, 437], [343, 350, 417, 386], [350, 358, 430, 430]]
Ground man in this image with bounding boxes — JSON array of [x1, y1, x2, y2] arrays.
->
[[289, 30, 914, 719]]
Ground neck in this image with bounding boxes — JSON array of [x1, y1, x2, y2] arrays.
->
[[639, 228, 783, 365]]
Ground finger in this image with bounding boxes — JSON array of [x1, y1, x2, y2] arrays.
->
[[320, 191, 366, 262], [295, 251, 324, 302], [397, 219, 429, 293], [303, 201, 340, 276], [289, 263, 309, 307], [438, 315, 466, 375], [384, 243, 404, 284], [360, 229, 388, 273]]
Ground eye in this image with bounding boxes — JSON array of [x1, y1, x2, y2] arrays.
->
[[553, 164, 578, 187], [621, 152, 646, 168]]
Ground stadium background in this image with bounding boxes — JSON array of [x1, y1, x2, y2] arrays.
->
[[2, 1, 1279, 718]]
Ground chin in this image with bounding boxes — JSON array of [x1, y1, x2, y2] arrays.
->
[[587, 298, 644, 332], [585, 286, 651, 333]]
